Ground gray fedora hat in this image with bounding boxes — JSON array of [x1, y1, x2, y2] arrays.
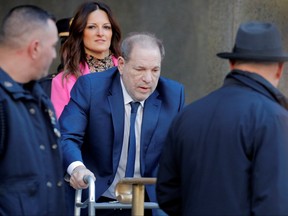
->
[[217, 21, 288, 62]]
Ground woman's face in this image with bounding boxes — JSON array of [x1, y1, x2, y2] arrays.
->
[[83, 9, 112, 59]]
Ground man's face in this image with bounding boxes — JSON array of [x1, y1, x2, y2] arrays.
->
[[118, 45, 161, 101]]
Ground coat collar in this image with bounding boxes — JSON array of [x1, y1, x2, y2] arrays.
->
[[224, 69, 288, 110]]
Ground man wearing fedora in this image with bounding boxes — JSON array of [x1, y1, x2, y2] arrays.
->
[[156, 21, 288, 215]]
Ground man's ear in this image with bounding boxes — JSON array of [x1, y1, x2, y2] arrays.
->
[[28, 40, 40, 60], [229, 60, 236, 70], [276, 62, 284, 79], [117, 56, 125, 75]]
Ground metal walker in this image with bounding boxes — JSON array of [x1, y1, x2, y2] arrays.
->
[[74, 176, 159, 216]]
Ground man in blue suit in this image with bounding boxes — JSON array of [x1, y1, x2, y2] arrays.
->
[[59, 32, 185, 215], [156, 21, 288, 215]]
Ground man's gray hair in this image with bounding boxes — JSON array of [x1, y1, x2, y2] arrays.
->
[[121, 32, 165, 61]]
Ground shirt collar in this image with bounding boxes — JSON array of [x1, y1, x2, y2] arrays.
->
[[120, 77, 145, 107]]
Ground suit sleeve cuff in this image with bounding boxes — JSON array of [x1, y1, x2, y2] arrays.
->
[[67, 161, 85, 175]]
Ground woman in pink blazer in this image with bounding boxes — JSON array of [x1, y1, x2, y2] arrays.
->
[[51, 1, 121, 118]]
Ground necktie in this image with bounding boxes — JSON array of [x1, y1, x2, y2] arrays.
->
[[125, 102, 140, 177]]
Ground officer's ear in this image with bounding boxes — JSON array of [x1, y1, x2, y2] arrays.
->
[[28, 39, 40, 60]]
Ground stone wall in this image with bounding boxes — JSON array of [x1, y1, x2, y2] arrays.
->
[[1, 0, 288, 103]]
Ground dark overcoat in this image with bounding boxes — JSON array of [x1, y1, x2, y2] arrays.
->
[[157, 70, 288, 216], [0, 69, 66, 215]]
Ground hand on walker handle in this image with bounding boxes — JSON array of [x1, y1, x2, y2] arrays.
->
[[70, 165, 95, 189]]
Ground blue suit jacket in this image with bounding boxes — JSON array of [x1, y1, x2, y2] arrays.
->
[[60, 67, 185, 202]]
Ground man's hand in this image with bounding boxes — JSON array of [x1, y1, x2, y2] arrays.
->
[[69, 165, 95, 189]]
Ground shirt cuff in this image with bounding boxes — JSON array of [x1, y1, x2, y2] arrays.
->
[[67, 161, 85, 175]]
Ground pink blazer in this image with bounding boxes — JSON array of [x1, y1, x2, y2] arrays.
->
[[51, 56, 118, 118]]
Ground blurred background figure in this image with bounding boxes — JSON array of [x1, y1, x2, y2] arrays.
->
[[56, 17, 72, 72], [51, 1, 121, 118], [57, 17, 72, 45], [39, 17, 72, 97]]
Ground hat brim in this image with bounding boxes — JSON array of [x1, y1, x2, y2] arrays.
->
[[217, 52, 288, 62], [59, 32, 69, 37]]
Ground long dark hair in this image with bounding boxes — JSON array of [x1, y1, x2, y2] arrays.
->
[[61, 1, 121, 79]]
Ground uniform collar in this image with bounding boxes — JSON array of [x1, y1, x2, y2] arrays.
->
[[0, 68, 48, 101]]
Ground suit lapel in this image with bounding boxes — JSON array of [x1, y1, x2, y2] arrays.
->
[[108, 74, 162, 176], [140, 90, 161, 175], [108, 72, 125, 174]]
